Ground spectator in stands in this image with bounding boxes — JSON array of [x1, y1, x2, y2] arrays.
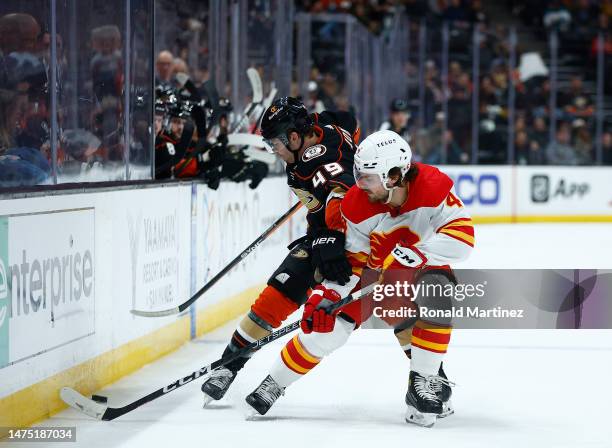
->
[[529, 78, 550, 116], [91, 25, 123, 101], [546, 124, 579, 165], [448, 71, 472, 150], [560, 76, 594, 119], [318, 72, 340, 110], [305, 80, 326, 114], [378, 98, 411, 142], [0, 89, 50, 186], [480, 75, 498, 108], [418, 112, 467, 164], [602, 131, 612, 165], [155, 50, 174, 88], [173, 57, 189, 77], [572, 119, 593, 164], [448, 61, 463, 91], [514, 130, 531, 164], [0, 12, 41, 58], [529, 116, 549, 150]]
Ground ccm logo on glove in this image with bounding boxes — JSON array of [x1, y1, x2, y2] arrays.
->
[[391, 245, 426, 268]]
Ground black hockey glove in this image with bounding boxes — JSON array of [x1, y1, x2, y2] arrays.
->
[[311, 229, 352, 286]]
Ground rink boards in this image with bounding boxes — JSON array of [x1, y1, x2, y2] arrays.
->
[[443, 165, 612, 222], [0, 165, 610, 435], [0, 179, 296, 435]]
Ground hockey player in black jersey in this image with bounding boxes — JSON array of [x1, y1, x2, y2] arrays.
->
[[201, 97, 359, 405]]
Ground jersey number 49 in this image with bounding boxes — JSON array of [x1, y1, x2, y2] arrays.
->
[[312, 162, 344, 188]]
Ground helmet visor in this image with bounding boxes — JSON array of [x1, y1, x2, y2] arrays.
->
[[263, 136, 288, 154], [353, 164, 383, 191]]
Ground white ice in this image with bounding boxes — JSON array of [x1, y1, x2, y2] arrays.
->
[[11, 223, 612, 448]]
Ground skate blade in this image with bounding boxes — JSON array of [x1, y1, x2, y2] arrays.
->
[[244, 406, 262, 421], [405, 405, 438, 427], [202, 393, 215, 408], [438, 400, 454, 418]]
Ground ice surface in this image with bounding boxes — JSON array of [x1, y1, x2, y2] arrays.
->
[[11, 224, 612, 448]]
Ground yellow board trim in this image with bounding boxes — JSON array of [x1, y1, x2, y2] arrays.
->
[[0, 283, 264, 439], [473, 215, 612, 224]]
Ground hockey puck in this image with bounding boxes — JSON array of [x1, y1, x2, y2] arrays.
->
[[91, 394, 108, 404]]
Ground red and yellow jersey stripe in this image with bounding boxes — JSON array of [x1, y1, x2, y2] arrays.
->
[[436, 217, 474, 248]]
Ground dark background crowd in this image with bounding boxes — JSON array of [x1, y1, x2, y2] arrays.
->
[[1, 0, 611, 189], [297, 0, 612, 165]]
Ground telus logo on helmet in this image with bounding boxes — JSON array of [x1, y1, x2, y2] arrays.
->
[[376, 139, 396, 148]]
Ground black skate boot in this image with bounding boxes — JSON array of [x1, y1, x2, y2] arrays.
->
[[245, 375, 285, 416], [201, 368, 237, 406], [405, 370, 443, 427], [432, 363, 454, 418]]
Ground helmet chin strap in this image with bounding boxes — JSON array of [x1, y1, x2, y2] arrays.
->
[[382, 177, 397, 204]]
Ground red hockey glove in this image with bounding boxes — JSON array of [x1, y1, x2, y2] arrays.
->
[[301, 285, 342, 334]]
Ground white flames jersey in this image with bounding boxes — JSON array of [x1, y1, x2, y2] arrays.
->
[[340, 163, 474, 273]]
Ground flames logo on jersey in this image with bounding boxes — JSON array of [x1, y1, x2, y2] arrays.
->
[[367, 226, 421, 269], [301, 144, 327, 162]]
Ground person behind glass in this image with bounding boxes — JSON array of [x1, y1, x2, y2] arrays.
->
[[155, 50, 175, 89], [514, 130, 532, 165], [379, 98, 411, 143], [0, 13, 50, 151], [154, 99, 203, 180], [90, 25, 122, 101], [0, 88, 50, 187], [546, 123, 579, 165]]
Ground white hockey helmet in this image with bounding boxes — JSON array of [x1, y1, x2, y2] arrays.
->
[[353, 129, 412, 191]]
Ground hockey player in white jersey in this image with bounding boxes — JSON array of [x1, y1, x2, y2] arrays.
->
[[245, 130, 474, 427]]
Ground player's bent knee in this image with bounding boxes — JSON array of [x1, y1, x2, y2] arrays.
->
[[251, 285, 300, 328], [299, 316, 355, 357]]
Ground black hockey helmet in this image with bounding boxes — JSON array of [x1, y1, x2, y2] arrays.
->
[[390, 98, 409, 113], [260, 96, 313, 145]]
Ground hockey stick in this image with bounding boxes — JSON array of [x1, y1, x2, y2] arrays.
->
[[60, 282, 376, 421], [130, 201, 302, 317], [230, 68, 263, 133], [227, 132, 272, 151]]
